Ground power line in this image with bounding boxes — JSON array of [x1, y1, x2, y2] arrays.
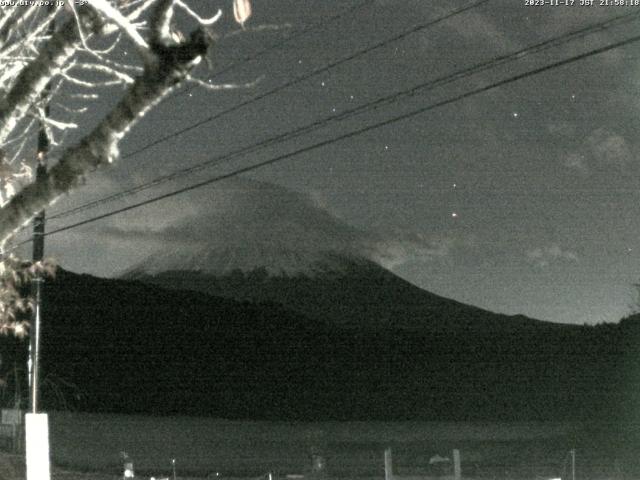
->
[[118, 0, 492, 160], [46, 9, 640, 223], [1, 1, 379, 247], [28, 30, 640, 244], [46, 0, 493, 222]]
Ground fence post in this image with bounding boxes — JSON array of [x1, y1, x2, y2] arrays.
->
[[384, 448, 393, 480], [570, 449, 575, 480], [122, 452, 134, 479], [453, 449, 461, 480], [310, 444, 326, 477]]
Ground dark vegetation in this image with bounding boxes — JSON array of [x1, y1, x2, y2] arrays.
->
[[1, 266, 639, 424]]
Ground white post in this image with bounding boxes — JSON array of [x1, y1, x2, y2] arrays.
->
[[25, 413, 50, 480], [124, 459, 134, 479], [453, 449, 461, 480], [571, 449, 576, 480], [384, 448, 393, 480]]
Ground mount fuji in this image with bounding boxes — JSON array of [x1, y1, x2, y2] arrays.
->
[[122, 178, 553, 333], [15, 178, 630, 421]]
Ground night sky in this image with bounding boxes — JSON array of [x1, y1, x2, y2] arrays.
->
[[21, 0, 640, 325]]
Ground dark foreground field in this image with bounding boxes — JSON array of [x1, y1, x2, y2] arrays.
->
[[36, 413, 638, 480]]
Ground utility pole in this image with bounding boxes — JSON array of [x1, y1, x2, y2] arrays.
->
[[29, 132, 47, 413], [25, 88, 51, 480], [25, 8, 53, 480], [28, 0, 55, 418]]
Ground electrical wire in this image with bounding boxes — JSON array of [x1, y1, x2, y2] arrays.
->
[[46, 8, 640, 223], [21, 29, 640, 247], [3, 0, 495, 260], [119, 0, 492, 161]]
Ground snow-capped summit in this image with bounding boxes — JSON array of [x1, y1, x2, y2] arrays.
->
[[126, 244, 370, 277], [123, 178, 553, 333], [121, 177, 375, 277]]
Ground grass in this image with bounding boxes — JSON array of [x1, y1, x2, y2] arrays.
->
[[45, 412, 590, 478]]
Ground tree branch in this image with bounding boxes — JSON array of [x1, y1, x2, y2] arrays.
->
[[0, 8, 103, 145], [0, 28, 213, 242]]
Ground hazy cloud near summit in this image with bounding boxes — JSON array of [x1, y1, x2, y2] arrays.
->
[[562, 128, 632, 177], [525, 244, 578, 269], [586, 128, 631, 167], [99, 177, 462, 272]]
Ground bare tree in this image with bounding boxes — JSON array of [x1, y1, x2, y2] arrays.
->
[[0, 0, 253, 334]]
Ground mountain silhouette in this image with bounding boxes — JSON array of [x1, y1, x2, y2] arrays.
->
[[0, 179, 635, 421], [0, 267, 631, 422], [121, 178, 560, 333], [125, 251, 561, 333]]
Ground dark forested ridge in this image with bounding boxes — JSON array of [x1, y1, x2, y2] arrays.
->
[[1, 267, 638, 422], [125, 255, 564, 334]]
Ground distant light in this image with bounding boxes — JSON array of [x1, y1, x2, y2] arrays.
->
[[512, 112, 519, 118], [451, 212, 458, 218]]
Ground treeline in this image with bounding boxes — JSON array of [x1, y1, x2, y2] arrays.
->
[[0, 269, 637, 422]]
